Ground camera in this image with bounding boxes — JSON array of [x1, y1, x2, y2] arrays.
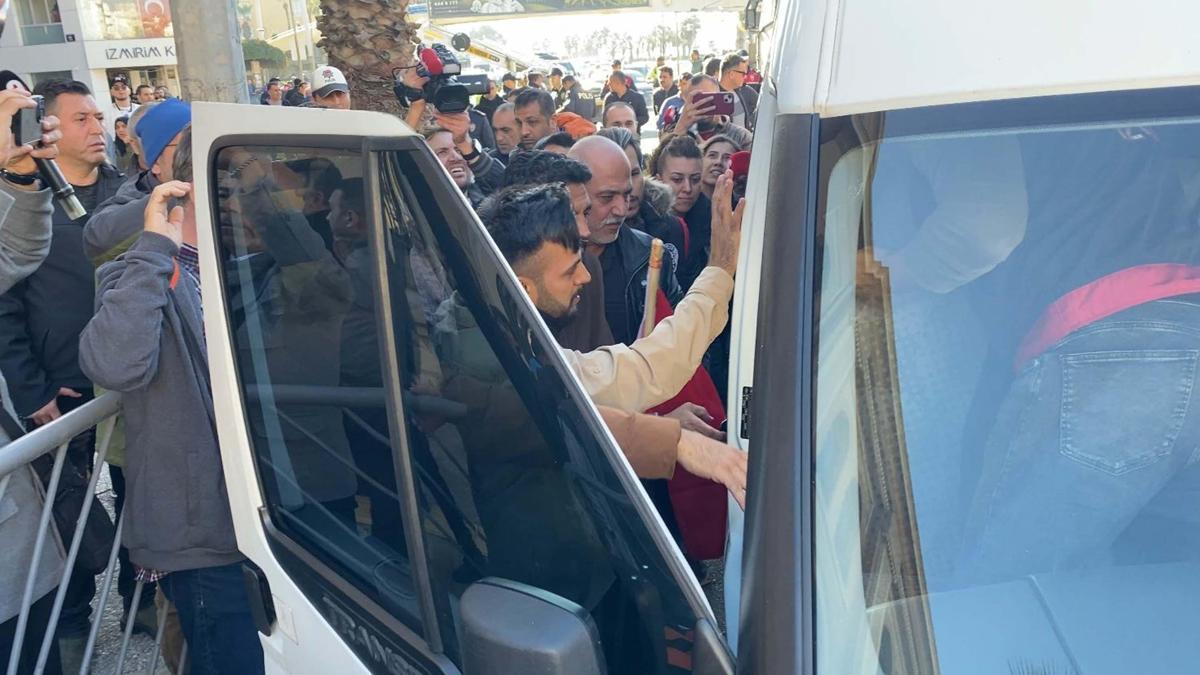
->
[[11, 94, 44, 147], [415, 43, 471, 114], [396, 40, 490, 114]]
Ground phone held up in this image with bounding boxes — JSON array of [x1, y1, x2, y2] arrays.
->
[[11, 94, 44, 147], [692, 91, 736, 117]]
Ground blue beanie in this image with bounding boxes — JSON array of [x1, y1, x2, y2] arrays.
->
[[138, 98, 191, 169]]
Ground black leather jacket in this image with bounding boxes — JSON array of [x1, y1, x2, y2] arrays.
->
[[604, 226, 683, 345]]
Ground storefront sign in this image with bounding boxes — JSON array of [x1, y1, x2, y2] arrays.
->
[[85, 38, 177, 68]]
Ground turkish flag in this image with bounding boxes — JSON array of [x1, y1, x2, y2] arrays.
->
[[645, 289, 728, 561], [138, 0, 171, 38]]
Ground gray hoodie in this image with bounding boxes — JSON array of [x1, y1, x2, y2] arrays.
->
[[78, 232, 242, 571]]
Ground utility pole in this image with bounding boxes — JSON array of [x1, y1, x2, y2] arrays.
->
[[173, 0, 250, 103]]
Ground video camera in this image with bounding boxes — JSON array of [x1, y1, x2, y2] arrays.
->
[[395, 38, 489, 114]]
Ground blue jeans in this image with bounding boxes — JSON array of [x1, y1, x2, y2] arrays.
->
[[958, 296, 1200, 584], [160, 563, 264, 675]]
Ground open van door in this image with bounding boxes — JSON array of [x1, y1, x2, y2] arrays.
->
[[189, 102, 735, 674]]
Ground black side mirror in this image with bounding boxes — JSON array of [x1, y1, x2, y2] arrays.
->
[[460, 578, 605, 675]]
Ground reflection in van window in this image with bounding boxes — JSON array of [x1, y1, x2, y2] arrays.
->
[[213, 146, 424, 633], [814, 113, 1200, 674]]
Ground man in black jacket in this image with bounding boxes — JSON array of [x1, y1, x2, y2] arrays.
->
[[0, 78, 125, 661], [568, 136, 681, 346], [602, 71, 649, 135]]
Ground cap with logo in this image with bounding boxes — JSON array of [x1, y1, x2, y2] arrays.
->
[[110, 74, 130, 87], [312, 65, 349, 98]]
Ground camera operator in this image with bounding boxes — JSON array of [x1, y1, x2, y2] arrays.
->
[[0, 87, 71, 675], [401, 66, 505, 198]]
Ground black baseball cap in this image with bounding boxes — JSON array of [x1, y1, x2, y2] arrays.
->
[[550, 67, 563, 77], [110, 74, 130, 87], [502, 72, 517, 83]]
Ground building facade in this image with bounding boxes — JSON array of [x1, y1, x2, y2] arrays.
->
[[1, 0, 179, 99]]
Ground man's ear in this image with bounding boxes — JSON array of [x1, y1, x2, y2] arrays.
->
[[516, 274, 538, 303]]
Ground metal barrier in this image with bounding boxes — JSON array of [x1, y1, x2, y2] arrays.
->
[[0, 392, 187, 675]]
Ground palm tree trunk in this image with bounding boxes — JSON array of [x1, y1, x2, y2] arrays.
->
[[316, 0, 418, 115]]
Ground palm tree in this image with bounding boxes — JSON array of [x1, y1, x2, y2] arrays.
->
[[316, 0, 418, 115]]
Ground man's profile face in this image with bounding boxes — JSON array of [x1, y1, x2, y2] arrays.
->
[[522, 241, 591, 320], [493, 108, 519, 155], [608, 75, 626, 96], [53, 93, 107, 168], [567, 182, 592, 238], [516, 102, 553, 150], [327, 189, 365, 241], [659, 71, 674, 90], [604, 105, 638, 135], [621, 145, 644, 213]]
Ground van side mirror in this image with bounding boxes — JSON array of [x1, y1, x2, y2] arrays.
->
[[460, 578, 605, 675]]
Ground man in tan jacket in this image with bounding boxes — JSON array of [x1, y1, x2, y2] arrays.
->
[[483, 179, 747, 505]]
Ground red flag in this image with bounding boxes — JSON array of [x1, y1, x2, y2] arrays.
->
[[645, 289, 728, 561]]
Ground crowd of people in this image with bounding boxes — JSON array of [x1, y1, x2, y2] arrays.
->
[[0, 41, 761, 675]]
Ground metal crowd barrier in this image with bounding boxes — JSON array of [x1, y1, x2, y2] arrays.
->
[[1, 392, 186, 675]]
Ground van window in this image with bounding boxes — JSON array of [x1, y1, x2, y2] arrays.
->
[[212, 146, 425, 634], [810, 100, 1200, 673], [373, 149, 704, 670]]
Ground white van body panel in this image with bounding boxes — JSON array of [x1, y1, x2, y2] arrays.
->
[[774, 0, 1200, 117], [730, 0, 1200, 655], [192, 102, 419, 675]]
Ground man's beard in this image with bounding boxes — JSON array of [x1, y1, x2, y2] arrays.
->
[[537, 287, 582, 329]]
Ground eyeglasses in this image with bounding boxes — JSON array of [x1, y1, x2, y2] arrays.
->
[[731, 69, 748, 76]]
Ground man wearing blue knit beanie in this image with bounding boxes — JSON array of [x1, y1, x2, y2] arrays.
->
[[83, 98, 191, 264]]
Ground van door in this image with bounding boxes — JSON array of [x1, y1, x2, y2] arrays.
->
[[190, 102, 733, 674]]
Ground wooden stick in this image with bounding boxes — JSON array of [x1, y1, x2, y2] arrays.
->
[[640, 238, 664, 339]]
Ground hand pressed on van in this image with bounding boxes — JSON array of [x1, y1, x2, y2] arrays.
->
[[677, 429, 749, 509]]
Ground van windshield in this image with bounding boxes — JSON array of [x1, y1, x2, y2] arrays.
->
[[813, 95, 1200, 674]]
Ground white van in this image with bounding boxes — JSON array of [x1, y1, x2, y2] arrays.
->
[[190, 0, 1200, 672]]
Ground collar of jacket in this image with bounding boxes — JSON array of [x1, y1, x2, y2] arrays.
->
[[53, 163, 124, 225], [614, 224, 679, 296]]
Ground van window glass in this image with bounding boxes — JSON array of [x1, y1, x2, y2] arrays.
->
[[812, 106, 1200, 673], [374, 148, 704, 671], [213, 146, 424, 634]]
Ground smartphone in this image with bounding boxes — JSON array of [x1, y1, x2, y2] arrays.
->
[[11, 94, 44, 146], [692, 91, 735, 116]]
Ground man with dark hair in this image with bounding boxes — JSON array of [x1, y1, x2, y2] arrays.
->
[[106, 73, 138, 140], [514, 87, 557, 150], [262, 77, 283, 106], [500, 72, 518, 96], [705, 56, 721, 77], [482, 183, 746, 512], [549, 67, 566, 106], [557, 75, 595, 120], [720, 52, 757, 130], [602, 101, 639, 138], [653, 65, 678, 114], [534, 131, 575, 154], [602, 71, 649, 133], [135, 84, 155, 105], [475, 77, 503, 123], [498, 150, 611, 351], [1, 78, 126, 667]]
